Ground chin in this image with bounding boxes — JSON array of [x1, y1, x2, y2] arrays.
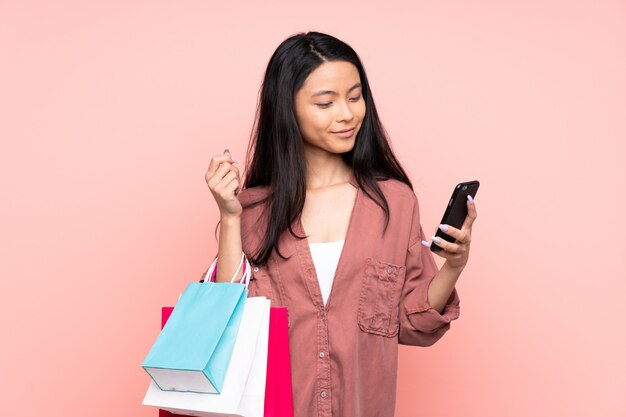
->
[[333, 140, 356, 154]]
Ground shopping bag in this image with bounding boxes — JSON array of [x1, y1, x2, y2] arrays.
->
[[158, 254, 251, 417], [157, 307, 294, 417], [263, 307, 294, 417], [143, 296, 271, 416], [142, 254, 250, 394], [158, 308, 177, 417], [219, 298, 271, 417], [203, 256, 294, 416]]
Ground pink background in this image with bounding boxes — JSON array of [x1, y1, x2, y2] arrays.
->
[[1, 1, 625, 416]]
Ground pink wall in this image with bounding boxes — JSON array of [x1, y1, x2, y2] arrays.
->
[[1, 1, 624, 416]]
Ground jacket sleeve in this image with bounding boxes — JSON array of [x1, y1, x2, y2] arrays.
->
[[398, 194, 461, 347]]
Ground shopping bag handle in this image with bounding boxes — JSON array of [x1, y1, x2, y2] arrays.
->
[[201, 252, 251, 290]]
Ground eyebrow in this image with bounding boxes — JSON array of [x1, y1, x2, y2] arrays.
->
[[311, 82, 362, 98]]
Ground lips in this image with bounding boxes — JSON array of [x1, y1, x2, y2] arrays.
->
[[332, 127, 356, 133]]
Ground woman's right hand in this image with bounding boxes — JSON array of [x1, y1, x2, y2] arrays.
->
[[205, 149, 242, 218]]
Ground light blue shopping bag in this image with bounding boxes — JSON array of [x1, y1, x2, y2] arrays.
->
[[142, 253, 251, 394]]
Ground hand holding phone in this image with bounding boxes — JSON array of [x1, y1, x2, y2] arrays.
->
[[430, 180, 480, 252]]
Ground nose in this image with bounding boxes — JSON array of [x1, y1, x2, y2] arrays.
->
[[335, 99, 354, 123]]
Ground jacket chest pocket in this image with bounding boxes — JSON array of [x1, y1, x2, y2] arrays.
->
[[357, 257, 406, 337]]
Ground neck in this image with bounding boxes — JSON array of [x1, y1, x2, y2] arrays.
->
[[304, 147, 353, 190]]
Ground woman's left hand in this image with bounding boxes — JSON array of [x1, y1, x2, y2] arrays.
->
[[422, 195, 477, 271]]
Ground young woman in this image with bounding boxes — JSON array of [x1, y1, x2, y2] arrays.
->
[[205, 31, 477, 417]]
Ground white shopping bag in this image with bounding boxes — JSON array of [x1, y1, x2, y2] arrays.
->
[[142, 296, 271, 416], [226, 298, 270, 417]]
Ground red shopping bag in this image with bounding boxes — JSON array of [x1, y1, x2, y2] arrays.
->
[[264, 307, 294, 417], [158, 307, 177, 417]]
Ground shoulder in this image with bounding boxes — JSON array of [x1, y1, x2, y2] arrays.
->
[[375, 178, 418, 205]]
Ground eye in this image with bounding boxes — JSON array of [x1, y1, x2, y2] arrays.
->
[[316, 96, 361, 108]]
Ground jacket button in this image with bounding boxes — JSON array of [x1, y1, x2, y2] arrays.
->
[[319, 352, 325, 358], [386, 266, 393, 274], [320, 391, 327, 398], [253, 266, 259, 273]]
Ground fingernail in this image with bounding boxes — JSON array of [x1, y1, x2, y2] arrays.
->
[[421, 240, 431, 248], [438, 224, 449, 232], [224, 148, 230, 154], [467, 195, 474, 204], [232, 158, 238, 164], [432, 236, 442, 244]]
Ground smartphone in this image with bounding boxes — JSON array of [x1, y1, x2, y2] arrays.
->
[[430, 180, 480, 252]]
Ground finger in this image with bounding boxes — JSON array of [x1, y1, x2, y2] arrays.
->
[[462, 195, 478, 230], [216, 154, 239, 178], [430, 236, 463, 254], [211, 162, 234, 185], [422, 240, 451, 259], [206, 152, 235, 179], [206, 157, 234, 181], [223, 148, 238, 165], [215, 170, 237, 191], [212, 167, 238, 190], [436, 224, 469, 244], [208, 162, 238, 188], [224, 177, 240, 196]]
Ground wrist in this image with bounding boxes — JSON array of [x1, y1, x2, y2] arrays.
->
[[220, 213, 241, 224], [442, 260, 464, 275]]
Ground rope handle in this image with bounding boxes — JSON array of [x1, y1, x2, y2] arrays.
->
[[201, 252, 250, 290]]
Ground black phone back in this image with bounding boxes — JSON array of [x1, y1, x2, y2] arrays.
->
[[430, 180, 480, 252]]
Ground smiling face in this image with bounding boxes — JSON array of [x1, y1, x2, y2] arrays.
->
[[294, 60, 366, 155]]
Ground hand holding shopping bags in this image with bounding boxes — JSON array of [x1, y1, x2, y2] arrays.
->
[[142, 253, 250, 394], [144, 296, 271, 416], [142, 253, 294, 416]]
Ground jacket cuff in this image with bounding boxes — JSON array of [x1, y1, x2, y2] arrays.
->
[[403, 286, 460, 334]]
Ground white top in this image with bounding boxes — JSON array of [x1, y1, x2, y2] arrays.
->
[[308, 240, 345, 305]]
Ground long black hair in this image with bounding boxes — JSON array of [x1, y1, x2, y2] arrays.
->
[[240, 31, 413, 266]]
